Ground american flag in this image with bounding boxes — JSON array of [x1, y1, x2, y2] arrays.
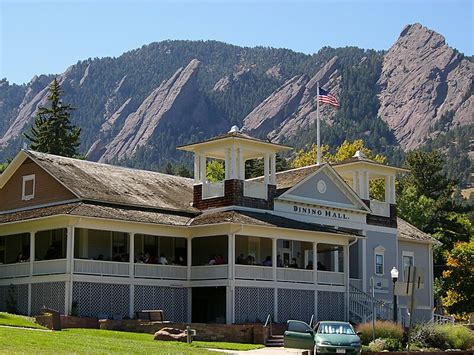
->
[[318, 87, 340, 108]]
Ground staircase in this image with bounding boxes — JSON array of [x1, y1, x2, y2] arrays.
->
[[266, 335, 284, 347], [349, 285, 393, 324]]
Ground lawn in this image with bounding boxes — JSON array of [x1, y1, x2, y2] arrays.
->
[[0, 317, 264, 354], [0, 312, 47, 329]]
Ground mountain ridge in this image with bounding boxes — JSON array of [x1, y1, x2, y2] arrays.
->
[[0, 23, 472, 180]]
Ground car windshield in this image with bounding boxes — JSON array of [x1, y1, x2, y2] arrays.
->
[[317, 323, 355, 335]]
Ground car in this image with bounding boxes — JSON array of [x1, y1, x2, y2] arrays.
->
[[284, 320, 361, 354]]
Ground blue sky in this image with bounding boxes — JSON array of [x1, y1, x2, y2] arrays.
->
[[1, 0, 473, 85]]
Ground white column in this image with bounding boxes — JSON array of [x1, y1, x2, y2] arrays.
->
[[194, 155, 200, 183], [199, 155, 206, 183], [362, 171, 369, 199], [231, 145, 237, 179], [187, 238, 192, 281], [344, 244, 350, 321], [270, 153, 276, 185], [384, 176, 391, 203], [264, 153, 270, 185], [362, 233, 367, 293], [129, 233, 135, 278], [81, 229, 88, 259], [66, 227, 73, 273], [352, 172, 359, 193], [226, 285, 234, 325], [313, 242, 318, 284], [358, 171, 365, 199], [27, 284, 32, 316], [238, 148, 244, 180], [272, 238, 277, 281], [29, 231, 35, 276], [390, 176, 396, 203], [228, 234, 234, 279], [225, 148, 230, 180], [129, 285, 135, 319]]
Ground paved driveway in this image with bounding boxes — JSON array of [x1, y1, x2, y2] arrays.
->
[[209, 347, 310, 355]]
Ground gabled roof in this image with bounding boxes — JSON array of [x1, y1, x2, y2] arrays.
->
[[397, 218, 440, 244], [252, 164, 322, 192], [1, 150, 198, 214]]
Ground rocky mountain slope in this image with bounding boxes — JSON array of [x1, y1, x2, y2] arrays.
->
[[0, 23, 472, 173]]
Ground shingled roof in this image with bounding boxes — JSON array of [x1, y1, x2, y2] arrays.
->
[[26, 150, 198, 214], [397, 218, 440, 244], [251, 164, 322, 192]]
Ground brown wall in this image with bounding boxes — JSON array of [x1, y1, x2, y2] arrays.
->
[[0, 158, 76, 212]]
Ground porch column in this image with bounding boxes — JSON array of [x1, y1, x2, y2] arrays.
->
[[264, 153, 270, 185], [384, 176, 391, 203], [65, 226, 75, 315], [199, 155, 207, 183], [313, 242, 318, 321], [194, 155, 200, 183], [270, 153, 276, 185], [28, 231, 35, 316], [273, 238, 278, 322], [187, 238, 192, 281], [129, 233, 135, 278], [228, 234, 234, 279], [344, 244, 350, 321]]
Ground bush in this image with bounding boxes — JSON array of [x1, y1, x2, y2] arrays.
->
[[356, 321, 404, 345], [411, 323, 474, 350], [384, 337, 402, 351]]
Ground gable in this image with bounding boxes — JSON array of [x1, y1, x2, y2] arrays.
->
[[278, 165, 369, 213], [0, 157, 77, 212]]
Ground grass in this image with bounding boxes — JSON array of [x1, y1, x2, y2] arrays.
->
[[0, 312, 47, 329], [0, 313, 264, 354]]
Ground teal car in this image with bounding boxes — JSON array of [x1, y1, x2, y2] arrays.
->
[[284, 320, 361, 354]]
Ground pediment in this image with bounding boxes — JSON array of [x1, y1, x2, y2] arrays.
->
[[277, 164, 370, 213]]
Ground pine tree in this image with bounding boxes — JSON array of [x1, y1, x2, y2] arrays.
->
[[24, 79, 80, 157]]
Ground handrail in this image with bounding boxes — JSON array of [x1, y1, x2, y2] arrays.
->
[[432, 313, 454, 324], [264, 314, 273, 337]]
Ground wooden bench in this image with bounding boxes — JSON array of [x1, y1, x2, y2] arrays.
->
[[136, 309, 166, 322]]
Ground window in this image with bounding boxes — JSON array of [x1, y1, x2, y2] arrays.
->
[[402, 251, 414, 280], [374, 246, 385, 275], [22, 174, 35, 201]]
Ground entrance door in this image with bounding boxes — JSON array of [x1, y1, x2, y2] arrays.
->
[[192, 287, 226, 323]]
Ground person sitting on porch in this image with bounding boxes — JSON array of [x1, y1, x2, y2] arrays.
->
[[262, 256, 272, 266], [290, 258, 298, 268], [16, 252, 27, 263], [277, 255, 284, 267], [306, 261, 313, 270], [317, 261, 326, 270], [173, 256, 185, 265], [44, 245, 58, 260], [236, 253, 246, 264], [208, 255, 217, 265], [159, 254, 168, 265], [215, 255, 225, 265], [246, 255, 255, 265]]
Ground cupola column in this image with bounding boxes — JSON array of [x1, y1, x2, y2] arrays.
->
[[224, 148, 231, 180], [199, 155, 207, 183], [264, 153, 270, 185], [238, 148, 245, 179], [194, 155, 200, 184], [231, 145, 237, 179], [270, 153, 276, 185]]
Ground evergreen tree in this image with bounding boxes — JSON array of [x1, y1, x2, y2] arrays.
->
[[24, 79, 80, 157]]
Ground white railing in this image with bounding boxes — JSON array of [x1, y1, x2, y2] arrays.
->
[[190, 265, 228, 279], [244, 181, 267, 199], [431, 313, 454, 324], [277, 268, 314, 283], [235, 265, 273, 280], [202, 182, 224, 199], [370, 200, 390, 217], [33, 259, 67, 275], [74, 259, 129, 277], [350, 278, 363, 290], [134, 264, 187, 280], [0, 262, 30, 278], [317, 271, 345, 285]]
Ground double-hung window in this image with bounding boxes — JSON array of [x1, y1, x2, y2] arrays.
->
[[374, 246, 385, 275]]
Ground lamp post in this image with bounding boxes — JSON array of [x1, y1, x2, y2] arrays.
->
[[391, 267, 399, 323]]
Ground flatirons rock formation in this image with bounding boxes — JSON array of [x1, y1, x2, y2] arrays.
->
[[378, 23, 473, 150], [242, 56, 341, 141], [98, 59, 205, 162]]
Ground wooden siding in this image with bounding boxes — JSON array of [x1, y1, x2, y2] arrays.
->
[[0, 158, 77, 212]]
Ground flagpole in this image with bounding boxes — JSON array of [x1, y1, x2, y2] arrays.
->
[[316, 82, 321, 165]]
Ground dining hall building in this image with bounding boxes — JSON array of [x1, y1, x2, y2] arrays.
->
[[0, 127, 438, 325]]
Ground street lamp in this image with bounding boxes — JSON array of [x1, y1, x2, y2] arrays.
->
[[391, 267, 399, 323]]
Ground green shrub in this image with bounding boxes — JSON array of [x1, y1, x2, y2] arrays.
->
[[438, 324, 474, 350], [356, 321, 404, 345], [384, 337, 402, 351], [411, 323, 474, 350]]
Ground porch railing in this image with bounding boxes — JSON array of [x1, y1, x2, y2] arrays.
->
[[134, 263, 187, 280], [0, 262, 30, 278], [74, 259, 129, 277], [278, 268, 314, 283], [317, 271, 345, 285], [190, 265, 228, 279], [235, 265, 273, 280], [33, 259, 67, 275]]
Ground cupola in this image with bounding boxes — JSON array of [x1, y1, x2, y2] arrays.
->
[[177, 127, 291, 210]]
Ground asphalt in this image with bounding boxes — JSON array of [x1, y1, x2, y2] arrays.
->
[[208, 347, 310, 354]]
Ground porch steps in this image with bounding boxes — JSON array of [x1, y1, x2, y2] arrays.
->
[[266, 335, 284, 347]]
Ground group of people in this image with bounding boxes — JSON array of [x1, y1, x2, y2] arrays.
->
[[235, 253, 327, 270], [208, 255, 226, 265], [136, 253, 185, 266]]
